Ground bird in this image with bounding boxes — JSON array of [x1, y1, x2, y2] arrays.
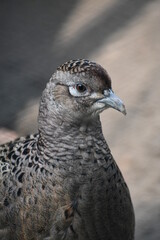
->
[[0, 59, 135, 240]]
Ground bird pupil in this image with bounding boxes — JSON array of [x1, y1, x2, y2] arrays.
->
[[76, 84, 86, 92]]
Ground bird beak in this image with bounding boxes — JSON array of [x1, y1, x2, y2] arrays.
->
[[97, 90, 127, 115]]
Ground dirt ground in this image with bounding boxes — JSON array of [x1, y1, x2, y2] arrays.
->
[[0, 1, 160, 239]]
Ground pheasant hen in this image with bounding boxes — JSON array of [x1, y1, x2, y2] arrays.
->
[[0, 59, 135, 240]]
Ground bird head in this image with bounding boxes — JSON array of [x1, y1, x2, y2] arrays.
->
[[39, 59, 126, 127]]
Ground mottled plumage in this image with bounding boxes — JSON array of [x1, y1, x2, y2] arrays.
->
[[0, 59, 135, 240]]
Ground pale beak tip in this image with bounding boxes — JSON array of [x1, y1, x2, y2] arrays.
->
[[120, 104, 127, 116], [122, 108, 127, 116]]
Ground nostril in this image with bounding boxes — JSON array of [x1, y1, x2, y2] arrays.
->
[[103, 89, 110, 97]]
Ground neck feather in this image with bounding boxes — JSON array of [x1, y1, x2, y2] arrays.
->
[[37, 111, 108, 161]]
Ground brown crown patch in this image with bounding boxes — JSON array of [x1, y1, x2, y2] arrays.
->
[[57, 59, 112, 89], [57, 59, 97, 73]]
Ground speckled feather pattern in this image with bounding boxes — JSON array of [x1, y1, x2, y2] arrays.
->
[[57, 59, 97, 73], [0, 59, 135, 240], [57, 59, 112, 89]]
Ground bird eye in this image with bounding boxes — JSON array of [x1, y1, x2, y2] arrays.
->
[[76, 84, 87, 93], [69, 83, 89, 97]]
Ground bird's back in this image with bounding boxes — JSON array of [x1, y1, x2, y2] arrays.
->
[[0, 134, 48, 240]]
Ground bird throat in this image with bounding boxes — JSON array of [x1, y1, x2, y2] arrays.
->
[[37, 116, 108, 165]]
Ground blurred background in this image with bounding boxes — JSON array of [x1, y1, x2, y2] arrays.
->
[[0, 0, 160, 239]]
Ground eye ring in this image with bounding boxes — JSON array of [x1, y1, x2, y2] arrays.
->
[[69, 83, 89, 97], [76, 84, 87, 93]]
